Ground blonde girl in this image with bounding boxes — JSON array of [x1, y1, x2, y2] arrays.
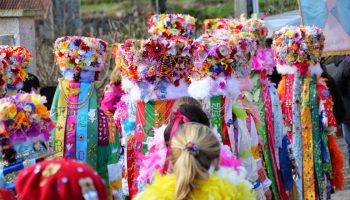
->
[[135, 122, 255, 200]]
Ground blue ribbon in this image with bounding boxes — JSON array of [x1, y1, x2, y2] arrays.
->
[[75, 82, 91, 161]]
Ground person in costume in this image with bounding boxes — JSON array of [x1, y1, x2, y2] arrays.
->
[[50, 36, 107, 171], [198, 17, 270, 200], [15, 158, 108, 200], [0, 92, 54, 190], [99, 67, 125, 199], [113, 14, 197, 198], [273, 26, 344, 199], [136, 104, 210, 192], [0, 46, 31, 96], [135, 122, 255, 200]]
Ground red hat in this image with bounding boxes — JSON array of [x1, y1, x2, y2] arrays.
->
[[15, 158, 108, 200], [0, 188, 16, 200]]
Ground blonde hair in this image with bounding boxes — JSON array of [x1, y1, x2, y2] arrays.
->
[[171, 122, 220, 200], [172, 96, 201, 111], [109, 67, 121, 85]]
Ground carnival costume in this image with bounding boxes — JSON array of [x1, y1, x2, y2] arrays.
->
[[274, 26, 344, 199], [113, 14, 196, 198], [51, 37, 107, 172]]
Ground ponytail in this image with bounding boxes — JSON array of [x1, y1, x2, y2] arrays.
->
[[170, 123, 220, 200]]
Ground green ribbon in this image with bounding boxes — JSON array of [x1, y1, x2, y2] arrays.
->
[[87, 87, 98, 169], [210, 96, 223, 135], [50, 87, 60, 149], [255, 81, 278, 200], [310, 76, 325, 198], [144, 100, 155, 154]]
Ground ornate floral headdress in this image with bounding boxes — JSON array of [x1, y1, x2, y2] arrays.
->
[[204, 16, 268, 46], [114, 36, 194, 86], [0, 92, 54, 144], [192, 31, 257, 80], [147, 14, 196, 38], [272, 26, 324, 75], [54, 36, 107, 81], [0, 46, 31, 90]]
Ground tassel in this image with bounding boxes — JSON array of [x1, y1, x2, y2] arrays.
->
[[328, 135, 344, 190]]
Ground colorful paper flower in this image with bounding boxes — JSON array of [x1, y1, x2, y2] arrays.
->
[[0, 92, 54, 144], [272, 26, 324, 75], [251, 48, 276, 74], [148, 14, 196, 38], [192, 31, 257, 80], [113, 36, 195, 86], [204, 16, 268, 47], [54, 36, 107, 73]]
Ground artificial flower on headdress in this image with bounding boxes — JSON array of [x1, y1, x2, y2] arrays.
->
[[147, 14, 196, 38], [0, 92, 54, 143], [0, 46, 31, 90], [54, 36, 107, 73], [272, 26, 325, 75], [204, 16, 268, 46], [113, 36, 194, 86], [192, 31, 257, 80], [251, 48, 276, 75]]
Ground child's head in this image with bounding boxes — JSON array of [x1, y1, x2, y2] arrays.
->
[[172, 96, 201, 111], [171, 122, 220, 200], [164, 104, 209, 145]]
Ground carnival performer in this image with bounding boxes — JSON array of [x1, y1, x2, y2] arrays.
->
[[135, 122, 255, 200], [15, 158, 108, 200], [0, 46, 31, 96], [98, 67, 125, 199], [195, 17, 270, 199], [0, 92, 54, 190], [274, 26, 344, 199], [50, 36, 107, 171], [113, 14, 197, 198]]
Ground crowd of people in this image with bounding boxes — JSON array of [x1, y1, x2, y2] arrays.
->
[[0, 13, 349, 200]]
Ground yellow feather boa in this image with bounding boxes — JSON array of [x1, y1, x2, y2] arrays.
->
[[135, 174, 255, 200]]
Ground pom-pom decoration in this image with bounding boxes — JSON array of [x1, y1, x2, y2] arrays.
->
[[147, 14, 196, 39], [251, 48, 276, 74], [54, 36, 107, 73], [0, 46, 31, 90], [0, 92, 54, 146], [272, 26, 325, 75]]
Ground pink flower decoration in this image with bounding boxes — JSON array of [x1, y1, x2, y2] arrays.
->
[[251, 48, 276, 73]]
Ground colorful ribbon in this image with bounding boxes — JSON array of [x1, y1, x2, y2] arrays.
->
[[86, 87, 98, 169], [64, 81, 80, 158], [301, 76, 316, 199], [76, 82, 90, 161], [310, 76, 325, 198], [292, 74, 303, 200]]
